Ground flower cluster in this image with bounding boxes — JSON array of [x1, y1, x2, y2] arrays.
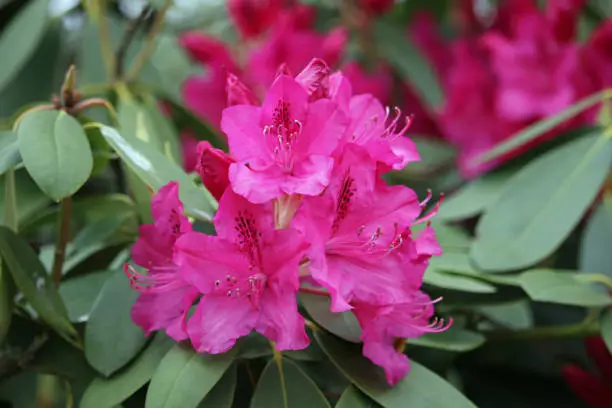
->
[[125, 58, 448, 385], [409, 0, 612, 177]]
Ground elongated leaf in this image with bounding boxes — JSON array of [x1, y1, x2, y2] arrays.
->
[[0, 226, 76, 341], [97, 124, 217, 221], [473, 90, 612, 165], [251, 357, 331, 408], [141, 98, 182, 164], [17, 110, 93, 201], [198, 365, 237, 408], [301, 292, 362, 343], [374, 21, 443, 110], [601, 309, 612, 353], [85, 269, 148, 377], [0, 262, 14, 343], [472, 132, 612, 272], [0, 130, 21, 175], [412, 221, 471, 252], [145, 344, 237, 408], [424, 267, 497, 293], [80, 334, 174, 408], [59, 270, 113, 323], [580, 200, 612, 276], [474, 301, 533, 330], [0, 0, 49, 92], [0, 170, 50, 227], [409, 326, 485, 352], [437, 170, 512, 221], [336, 386, 376, 408], [519, 269, 612, 307], [314, 331, 478, 408]]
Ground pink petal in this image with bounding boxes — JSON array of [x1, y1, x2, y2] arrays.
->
[[221, 105, 270, 162], [228, 161, 286, 203], [196, 141, 234, 201], [362, 339, 410, 385], [295, 58, 331, 100], [213, 188, 275, 241], [298, 99, 347, 157], [257, 284, 309, 350], [226, 72, 259, 107], [283, 155, 334, 196], [261, 75, 308, 126], [187, 295, 258, 354]]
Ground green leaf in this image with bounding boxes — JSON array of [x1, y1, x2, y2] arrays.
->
[[80, 334, 175, 408], [59, 270, 113, 323], [96, 124, 217, 221], [473, 90, 612, 165], [0, 170, 50, 226], [519, 269, 612, 307], [17, 110, 93, 201], [145, 344, 237, 408], [412, 221, 471, 252], [472, 131, 612, 272], [141, 97, 182, 164], [601, 309, 612, 353], [251, 357, 331, 408], [474, 301, 533, 330], [0, 226, 76, 341], [374, 21, 443, 110], [85, 126, 111, 177], [160, 97, 225, 149], [409, 325, 485, 352], [424, 268, 497, 293], [336, 386, 377, 408], [314, 331, 478, 408], [85, 269, 148, 377], [0, 0, 49, 92], [437, 170, 512, 221], [0, 261, 14, 343], [0, 130, 21, 175], [198, 365, 237, 408], [3, 169, 17, 230], [580, 200, 612, 277], [301, 292, 362, 343]]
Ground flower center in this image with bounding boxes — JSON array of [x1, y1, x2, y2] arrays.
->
[[212, 272, 267, 308], [264, 100, 302, 171]]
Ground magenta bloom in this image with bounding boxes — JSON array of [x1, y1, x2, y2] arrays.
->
[[174, 189, 310, 353], [353, 292, 448, 385], [196, 141, 235, 201], [180, 131, 200, 173], [125, 182, 199, 341], [228, 0, 282, 39], [295, 145, 441, 312], [222, 73, 348, 203], [342, 61, 393, 106]]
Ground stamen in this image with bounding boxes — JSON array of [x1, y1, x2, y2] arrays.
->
[[123, 264, 183, 294], [413, 193, 445, 226]]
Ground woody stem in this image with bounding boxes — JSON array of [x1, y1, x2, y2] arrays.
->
[[51, 197, 72, 286]]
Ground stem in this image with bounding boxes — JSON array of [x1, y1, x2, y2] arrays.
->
[[73, 97, 119, 126], [93, 0, 116, 81], [299, 287, 330, 296], [125, 0, 173, 82], [272, 347, 289, 408], [115, 6, 151, 79], [51, 198, 72, 286]]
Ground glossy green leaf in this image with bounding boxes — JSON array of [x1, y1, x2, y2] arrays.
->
[[0, 0, 49, 92], [59, 270, 113, 323], [473, 90, 612, 165], [80, 334, 174, 408], [472, 132, 612, 272], [580, 200, 612, 276], [336, 386, 377, 408], [374, 21, 443, 110], [409, 325, 485, 352], [0, 226, 76, 341], [601, 309, 612, 353], [314, 331, 478, 408], [251, 357, 331, 408], [198, 364, 237, 408], [141, 98, 182, 164], [519, 269, 612, 307], [145, 344, 237, 408], [0, 170, 50, 226], [3, 169, 17, 230], [17, 110, 93, 201], [96, 124, 217, 221], [424, 267, 497, 293], [0, 261, 14, 343], [437, 170, 512, 221], [85, 126, 111, 177], [474, 301, 533, 330], [0, 130, 21, 175], [85, 269, 148, 377], [301, 292, 362, 343]]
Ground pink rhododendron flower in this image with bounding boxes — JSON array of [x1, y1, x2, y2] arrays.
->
[[358, 0, 394, 15], [228, 0, 283, 39], [353, 291, 448, 385], [222, 73, 347, 203], [174, 189, 310, 353], [295, 145, 441, 312], [196, 141, 235, 201], [125, 182, 199, 341], [180, 131, 200, 173], [342, 61, 392, 106], [562, 337, 612, 408]]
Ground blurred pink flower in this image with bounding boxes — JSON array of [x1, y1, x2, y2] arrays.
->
[[342, 61, 393, 106], [358, 0, 394, 15], [562, 337, 612, 408], [180, 131, 200, 173], [174, 189, 309, 353], [125, 182, 199, 341], [227, 0, 283, 39]]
